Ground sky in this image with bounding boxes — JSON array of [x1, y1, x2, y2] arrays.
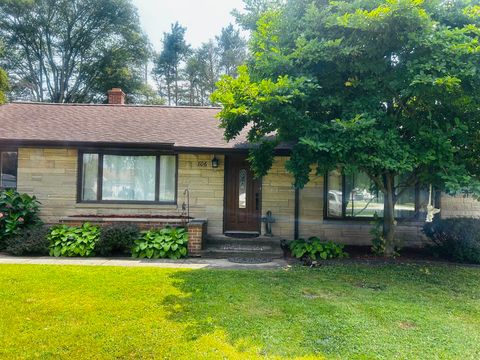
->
[[132, 0, 247, 50]]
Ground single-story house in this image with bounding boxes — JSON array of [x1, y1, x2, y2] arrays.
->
[[0, 88, 478, 255]]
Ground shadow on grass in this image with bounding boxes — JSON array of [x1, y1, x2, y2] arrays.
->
[[161, 264, 480, 359]]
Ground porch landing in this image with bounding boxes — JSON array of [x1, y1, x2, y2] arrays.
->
[[201, 235, 284, 259]]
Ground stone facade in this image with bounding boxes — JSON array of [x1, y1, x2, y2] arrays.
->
[[16, 147, 479, 248], [17, 148, 224, 236], [261, 156, 296, 239], [440, 194, 480, 219]]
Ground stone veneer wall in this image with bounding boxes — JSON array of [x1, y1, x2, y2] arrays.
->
[[260, 156, 296, 239], [16, 148, 477, 247], [17, 148, 225, 235], [441, 195, 480, 219]]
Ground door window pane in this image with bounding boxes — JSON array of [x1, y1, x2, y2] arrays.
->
[[0, 151, 17, 189], [159, 155, 176, 202], [102, 155, 156, 201], [82, 153, 98, 201], [239, 169, 247, 208]]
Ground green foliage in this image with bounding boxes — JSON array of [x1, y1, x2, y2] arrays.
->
[[48, 223, 100, 257], [0, 0, 150, 103], [153, 22, 247, 106], [0, 189, 42, 246], [423, 218, 480, 264], [96, 223, 140, 257], [216, 24, 247, 77], [4, 226, 50, 256], [370, 212, 386, 256], [153, 22, 191, 106], [1, 264, 480, 358], [132, 227, 188, 259], [213, 0, 480, 254], [289, 237, 347, 261], [0, 67, 8, 104]]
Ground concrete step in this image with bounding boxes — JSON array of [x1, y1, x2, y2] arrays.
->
[[202, 235, 284, 259], [206, 235, 283, 247], [201, 248, 284, 259]]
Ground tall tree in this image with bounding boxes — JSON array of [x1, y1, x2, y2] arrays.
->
[[0, 67, 8, 104], [197, 40, 221, 97], [216, 24, 247, 77], [232, 0, 281, 31], [0, 0, 150, 103], [183, 53, 205, 106], [0, 42, 8, 104], [153, 22, 190, 105], [213, 0, 480, 256]]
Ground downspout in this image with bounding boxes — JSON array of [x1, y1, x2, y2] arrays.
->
[[294, 188, 300, 240]]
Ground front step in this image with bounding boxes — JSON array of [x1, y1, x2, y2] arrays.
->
[[202, 235, 284, 259]]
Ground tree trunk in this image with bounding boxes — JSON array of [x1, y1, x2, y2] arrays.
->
[[383, 173, 396, 256]]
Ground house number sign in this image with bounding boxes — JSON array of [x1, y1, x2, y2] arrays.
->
[[197, 161, 208, 167]]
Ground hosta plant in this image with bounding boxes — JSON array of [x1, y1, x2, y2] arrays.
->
[[132, 226, 188, 259], [289, 237, 347, 261], [48, 223, 99, 257]]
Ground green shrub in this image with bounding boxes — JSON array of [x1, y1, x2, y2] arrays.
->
[[96, 224, 140, 256], [132, 227, 188, 259], [4, 226, 50, 256], [48, 223, 100, 257], [0, 189, 42, 247], [289, 237, 348, 261], [423, 218, 480, 264]]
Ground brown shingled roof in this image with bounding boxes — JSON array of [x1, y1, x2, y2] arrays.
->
[[0, 102, 251, 150]]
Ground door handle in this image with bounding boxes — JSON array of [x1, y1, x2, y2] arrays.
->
[[255, 193, 260, 211]]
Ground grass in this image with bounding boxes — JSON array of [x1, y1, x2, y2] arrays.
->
[[0, 264, 479, 359]]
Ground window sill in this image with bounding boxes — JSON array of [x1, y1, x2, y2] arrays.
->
[[322, 218, 425, 226], [75, 202, 178, 210]]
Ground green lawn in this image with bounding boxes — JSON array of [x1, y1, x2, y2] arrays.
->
[[0, 264, 479, 359]]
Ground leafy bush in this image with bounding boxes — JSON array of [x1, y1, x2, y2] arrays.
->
[[4, 226, 50, 256], [423, 218, 480, 264], [96, 223, 140, 256], [48, 223, 100, 257], [0, 189, 42, 247], [289, 237, 348, 261], [132, 227, 188, 259]]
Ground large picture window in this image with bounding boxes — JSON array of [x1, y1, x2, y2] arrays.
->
[[326, 170, 427, 220], [79, 152, 177, 204], [0, 150, 17, 189]]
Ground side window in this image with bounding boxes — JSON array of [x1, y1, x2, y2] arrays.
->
[[0, 151, 18, 189], [326, 170, 426, 220]]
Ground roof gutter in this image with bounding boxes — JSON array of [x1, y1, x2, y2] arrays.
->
[[0, 140, 292, 155], [0, 139, 175, 150]]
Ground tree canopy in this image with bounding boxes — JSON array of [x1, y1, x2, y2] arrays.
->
[[0, 66, 8, 104], [213, 0, 480, 255], [0, 0, 150, 103], [153, 22, 248, 106]]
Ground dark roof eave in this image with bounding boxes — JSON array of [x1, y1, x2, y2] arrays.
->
[[0, 139, 292, 155], [0, 139, 175, 150]]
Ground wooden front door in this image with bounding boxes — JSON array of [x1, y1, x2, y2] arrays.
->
[[224, 156, 261, 232]]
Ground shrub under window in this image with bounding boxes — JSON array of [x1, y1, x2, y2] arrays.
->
[[96, 223, 140, 256], [423, 218, 480, 264]]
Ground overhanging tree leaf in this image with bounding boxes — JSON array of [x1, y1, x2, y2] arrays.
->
[[214, 0, 480, 256]]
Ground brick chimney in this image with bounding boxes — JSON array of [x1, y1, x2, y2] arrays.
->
[[107, 88, 126, 105]]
